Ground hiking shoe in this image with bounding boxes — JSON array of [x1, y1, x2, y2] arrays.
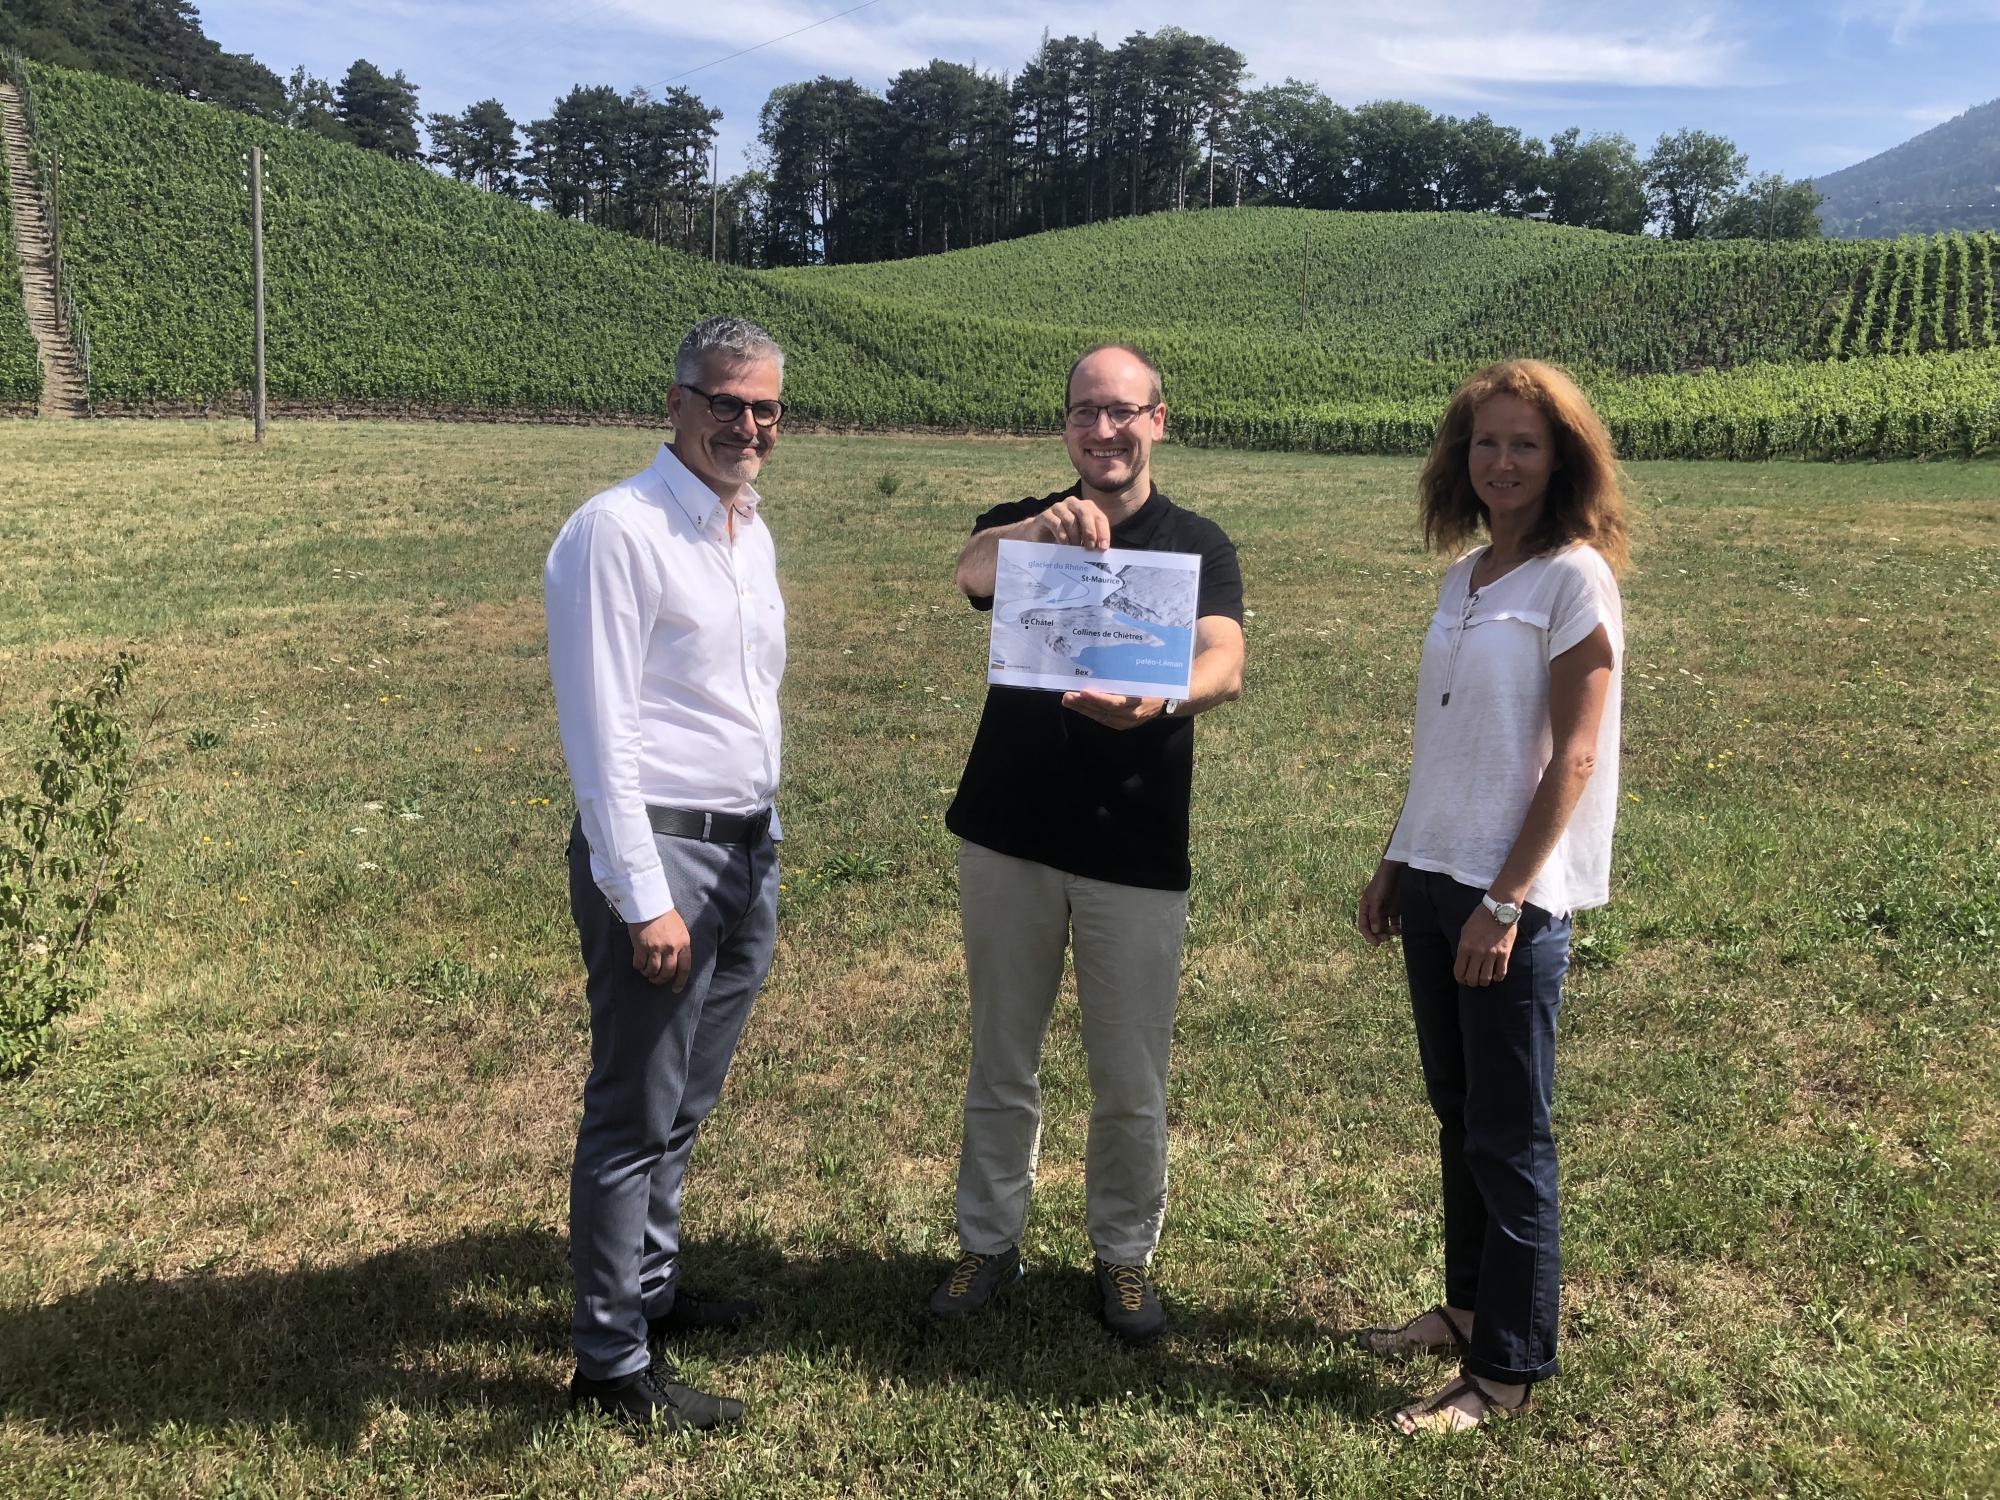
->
[[928, 1245, 1023, 1319], [1093, 1256, 1166, 1346], [649, 1293, 762, 1339], [569, 1358, 746, 1432]]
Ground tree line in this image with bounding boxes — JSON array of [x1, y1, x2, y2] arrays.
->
[[6, 7, 1826, 264], [743, 30, 1823, 261], [266, 61, 730, 256], [417, 27, 1828, 264]]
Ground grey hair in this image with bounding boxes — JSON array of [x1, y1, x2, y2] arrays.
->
[[674, 316, 785, 386]]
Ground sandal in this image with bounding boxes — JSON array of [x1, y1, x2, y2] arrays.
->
[[1348, 1304, 1470, 1361], [1390, 1372, 1530, 1435]]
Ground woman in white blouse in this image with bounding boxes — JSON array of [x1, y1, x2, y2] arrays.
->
[[1353, 359, 1627, 1435]]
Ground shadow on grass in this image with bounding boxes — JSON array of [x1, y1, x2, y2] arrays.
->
[[0, 1226, 573, 1443], [0, 1225, 1386, 1444]]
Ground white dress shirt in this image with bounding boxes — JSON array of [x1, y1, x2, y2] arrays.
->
[[545, 444, 785, 924]]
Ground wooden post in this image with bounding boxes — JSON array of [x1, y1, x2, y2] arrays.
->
[[251, 146, 266, 443], [1301, 227, 1310, 331]]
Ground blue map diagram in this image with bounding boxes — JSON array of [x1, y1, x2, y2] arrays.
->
[[988, 541, 1200, 698]]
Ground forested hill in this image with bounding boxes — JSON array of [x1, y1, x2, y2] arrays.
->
[[5, 63, 1999, 459], [1817, 98, 2000, 238], [0, 0, 282, 113]]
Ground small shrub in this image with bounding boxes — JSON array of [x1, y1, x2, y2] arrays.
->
[[1, 655, 154, 1074], [874, 471, 904, 498]]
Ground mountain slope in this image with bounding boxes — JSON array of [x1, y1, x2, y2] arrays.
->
[[1817, 98, 2000, 238]]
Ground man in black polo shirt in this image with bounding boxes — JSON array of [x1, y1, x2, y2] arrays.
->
[[929, 343, 1245, 1345]]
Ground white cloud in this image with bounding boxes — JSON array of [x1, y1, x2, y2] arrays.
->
[[1902, 100, 1974, 123], [533, 0, 1755, 97], [1372, 27, 1741, 89], [578, 0, 1025, 86], [1840, 0, 2000, 21], [1836, 0, 2000, 45]]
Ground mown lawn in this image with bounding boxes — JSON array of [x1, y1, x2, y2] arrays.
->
[[0, 420, 1995, 1499]]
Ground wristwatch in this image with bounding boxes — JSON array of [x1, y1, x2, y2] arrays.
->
[[1162, 699, 1180, 717], [1481, 893, 1522, 927]]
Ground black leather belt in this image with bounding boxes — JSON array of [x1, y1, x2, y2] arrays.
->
[[646, 804, 773, 845]]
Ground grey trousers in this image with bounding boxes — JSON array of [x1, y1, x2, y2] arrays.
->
[[955, 841, 1189, 1265], [567, 818, 778, 1383]]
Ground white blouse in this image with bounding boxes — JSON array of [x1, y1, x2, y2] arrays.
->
[[1386, 544, 1624, 916]]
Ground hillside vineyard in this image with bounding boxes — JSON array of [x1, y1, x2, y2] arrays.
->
[[4, 64, 1998, 459]]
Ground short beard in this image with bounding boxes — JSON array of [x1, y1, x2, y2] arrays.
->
[[1082, 457, 1139, 489], [708, 445, 765, 485]]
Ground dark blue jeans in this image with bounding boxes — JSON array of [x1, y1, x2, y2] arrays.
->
[[1399, 866, 1570, 1386], [567, 818, 779, 1382]]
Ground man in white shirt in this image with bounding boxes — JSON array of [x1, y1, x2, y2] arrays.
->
[[544, 316, 788, 1432]]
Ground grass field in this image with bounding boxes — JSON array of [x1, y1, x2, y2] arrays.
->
[[1, 421, 1996, 1498]]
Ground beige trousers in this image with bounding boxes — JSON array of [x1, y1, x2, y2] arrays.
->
[[954, 841, 1189, 1265]]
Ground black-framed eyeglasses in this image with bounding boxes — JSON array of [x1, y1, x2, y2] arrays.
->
[[680, 384, 786, 428], [1064, 401, 1159, 430]]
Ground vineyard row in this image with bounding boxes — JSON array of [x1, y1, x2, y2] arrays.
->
[[1827, 233, 2000, 358]]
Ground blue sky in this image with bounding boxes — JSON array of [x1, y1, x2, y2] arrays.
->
[[202, 1, 2000, 181]]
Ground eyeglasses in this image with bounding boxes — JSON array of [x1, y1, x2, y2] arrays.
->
[[1064, 402, 1159, 430], [680, 385, 786, 428]]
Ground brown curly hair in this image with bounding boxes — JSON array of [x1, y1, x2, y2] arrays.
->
[[1418, 360, 1629, 575]]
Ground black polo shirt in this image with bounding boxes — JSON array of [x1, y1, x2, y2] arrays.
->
[[944, 485, 1243, 892]]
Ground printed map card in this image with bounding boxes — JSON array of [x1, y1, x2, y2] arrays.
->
[[988, 540, 1201, 699]]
